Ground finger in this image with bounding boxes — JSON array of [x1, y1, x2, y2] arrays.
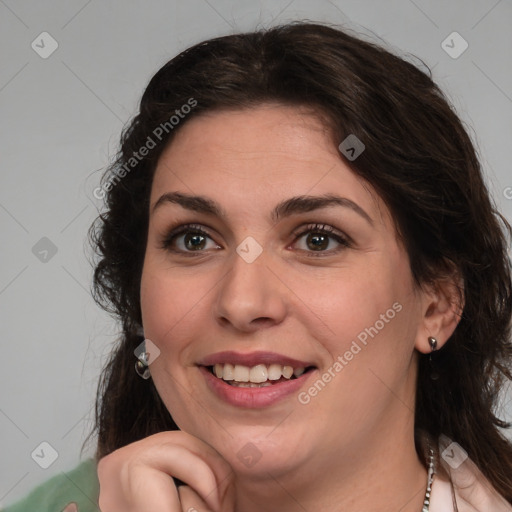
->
[[97, 431, 235, 512], [143, 431, 235, 509], [62, 503, 78, 512], [98, 463, 183, 512], [175, 431, 236, 510], [162, 431, 235, 490], [178, 485, 215, 512], [137, 442, 223, 511]]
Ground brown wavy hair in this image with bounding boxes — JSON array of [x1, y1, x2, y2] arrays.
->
[[84, 22, 512, 502]]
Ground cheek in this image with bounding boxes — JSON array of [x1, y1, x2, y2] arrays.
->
[[309, 251, 416, 370], [299, 270, 416, 433], [140, 264, 189, 346], [140, 267, 168, 337], [140, 259, 220, 352], [308, 264, 401, 342]]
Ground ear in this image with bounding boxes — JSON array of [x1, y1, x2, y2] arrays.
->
[[414, 269, 464, 354]]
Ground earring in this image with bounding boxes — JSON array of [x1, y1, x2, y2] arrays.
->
[[134, 326, 151, 380], [428, 336, 439, 381], [135, 348, 151, 379]]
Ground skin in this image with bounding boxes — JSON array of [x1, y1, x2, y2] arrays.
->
[[136, 103, 462, 512]]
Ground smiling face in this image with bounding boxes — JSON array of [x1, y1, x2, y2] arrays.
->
[[140, 103, 434, 480]]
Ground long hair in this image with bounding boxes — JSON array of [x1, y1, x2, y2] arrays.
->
[[85, 22, 512, 501]]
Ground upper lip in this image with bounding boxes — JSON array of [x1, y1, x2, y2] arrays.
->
[[198, 351, 316, 368]]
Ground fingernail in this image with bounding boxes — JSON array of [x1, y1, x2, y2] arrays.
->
[[62, 502, 78, 512]]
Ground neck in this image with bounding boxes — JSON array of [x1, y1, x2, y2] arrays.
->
[[231, 417, 428, 512]]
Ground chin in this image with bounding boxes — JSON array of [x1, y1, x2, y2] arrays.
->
[[215, 431, 306, 475]]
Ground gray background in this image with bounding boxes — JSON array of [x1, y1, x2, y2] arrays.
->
[[1, 0, 511, 506]]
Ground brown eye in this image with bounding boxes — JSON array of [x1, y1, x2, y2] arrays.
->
[[304, 232, 330, 251], [292, 223, 351, 256], [160, 224, 221, 253], [182, 232, 208, 251]]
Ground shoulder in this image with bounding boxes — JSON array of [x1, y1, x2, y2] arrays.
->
[[419, 431, 512, 512], [1, 458, 99, 512], [445, 454, 512, 512]]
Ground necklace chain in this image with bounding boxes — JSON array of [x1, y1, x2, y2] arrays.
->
[[422, 442, 436, 511]]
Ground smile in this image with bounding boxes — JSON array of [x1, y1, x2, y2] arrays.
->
[[199, 364, 317, 408], [207, 363, 315, 387]]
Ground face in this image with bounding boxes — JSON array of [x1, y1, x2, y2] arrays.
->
[[140, 104, 428, 478]]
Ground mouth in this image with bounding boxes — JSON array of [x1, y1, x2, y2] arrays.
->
[[204, 363, 317, 388], [197, 351, 318, 407]]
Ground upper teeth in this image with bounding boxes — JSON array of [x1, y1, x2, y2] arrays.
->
[[213, 363, 306, 383]]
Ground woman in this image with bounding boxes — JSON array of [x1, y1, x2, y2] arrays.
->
[[3, 21, 511, 512]]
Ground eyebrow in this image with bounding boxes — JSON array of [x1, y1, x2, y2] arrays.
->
[[152, 191, 373, 226]]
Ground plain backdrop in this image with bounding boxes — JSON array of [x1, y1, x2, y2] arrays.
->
[[1, 0, 511, 506]]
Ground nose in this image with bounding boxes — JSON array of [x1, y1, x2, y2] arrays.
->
[[213, 245, 287, 333]]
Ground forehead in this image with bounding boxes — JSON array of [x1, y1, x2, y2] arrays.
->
[[150, 104, 386, 224]]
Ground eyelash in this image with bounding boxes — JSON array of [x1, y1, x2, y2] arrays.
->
[[159, 222, 352, 258]]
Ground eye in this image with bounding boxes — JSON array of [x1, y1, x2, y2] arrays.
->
[[160, 224, 221, 254], [291, 223, 351, 256], [159, 222, 351, 257]]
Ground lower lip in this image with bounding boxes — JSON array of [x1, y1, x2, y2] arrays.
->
[[199, 366, 316, 408]]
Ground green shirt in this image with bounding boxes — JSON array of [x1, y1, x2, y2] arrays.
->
[[1, 459, 100, 512]]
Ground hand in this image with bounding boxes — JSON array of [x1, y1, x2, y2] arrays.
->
[[97, 431, 235, 512]]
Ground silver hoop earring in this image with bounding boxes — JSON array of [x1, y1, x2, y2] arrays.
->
[[135, 347, 151, 379], [134, 326, 151, 380]]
